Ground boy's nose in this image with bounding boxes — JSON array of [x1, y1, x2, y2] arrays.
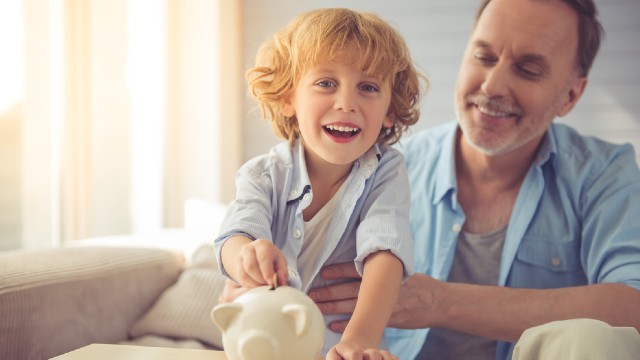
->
[[334, 89, 357, 113]]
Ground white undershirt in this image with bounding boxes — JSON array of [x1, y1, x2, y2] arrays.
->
[[298, 184, 345, 290]]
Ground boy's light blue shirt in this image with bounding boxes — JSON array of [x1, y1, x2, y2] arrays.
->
[[215, 139, 414, 354], [386, 121, 640, 360]]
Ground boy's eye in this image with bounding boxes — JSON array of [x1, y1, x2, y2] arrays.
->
[[316, 80, 335, 88], [360, 83, 379, 93]]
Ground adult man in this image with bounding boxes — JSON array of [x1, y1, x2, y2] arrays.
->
[[305, 0, 640, 359]]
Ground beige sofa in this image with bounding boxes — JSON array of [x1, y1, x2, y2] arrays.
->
[[0, 234, 229, 360]]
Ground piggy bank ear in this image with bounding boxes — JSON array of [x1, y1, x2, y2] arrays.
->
[[282, 304, 310, 337], [211, 303, 243, 333]]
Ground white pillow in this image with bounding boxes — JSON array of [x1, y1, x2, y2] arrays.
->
[[129, 243, 227, 349]]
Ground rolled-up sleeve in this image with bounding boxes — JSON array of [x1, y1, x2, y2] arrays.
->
[[214, 159, 275, 278], [581, 144, 640, 291], [354, 149, 414, 280]]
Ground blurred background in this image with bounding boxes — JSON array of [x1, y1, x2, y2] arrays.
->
[[1, 0, 638, 251]]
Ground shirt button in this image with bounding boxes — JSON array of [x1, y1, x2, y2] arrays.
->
[[551, 257, 561, 267], [290, 189, 298, 197], [452, 223, 462, 233], [293, 229, 301, 239]]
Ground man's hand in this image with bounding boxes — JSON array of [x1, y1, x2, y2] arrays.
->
[[308, 262, 440, 332], [308, 263, 361, 332], [308, 263, 640, 342]]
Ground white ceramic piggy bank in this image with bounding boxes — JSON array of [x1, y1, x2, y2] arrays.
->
[[211, 285, 325, 360]]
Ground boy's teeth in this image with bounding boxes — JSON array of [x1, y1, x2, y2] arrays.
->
[[325, 124, 358, 132]]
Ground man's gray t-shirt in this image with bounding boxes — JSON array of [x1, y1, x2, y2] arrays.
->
[[417, 226, 507, 359]]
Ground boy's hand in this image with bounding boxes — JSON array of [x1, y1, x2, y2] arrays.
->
[[326, 340, 398, 360], [218, 279, 250, 304], [233, 238, 288, 288]]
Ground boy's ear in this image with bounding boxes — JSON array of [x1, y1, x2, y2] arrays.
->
[[382, 114, 394, 128], [280, 92, 295, 117]]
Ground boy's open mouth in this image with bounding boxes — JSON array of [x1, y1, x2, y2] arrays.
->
[[323, 125, 361, 138]]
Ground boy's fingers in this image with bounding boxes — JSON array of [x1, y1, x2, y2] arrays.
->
[[256, 251, 276, 286], [275, 252, 289, 287], [241, 247, 268, 286]]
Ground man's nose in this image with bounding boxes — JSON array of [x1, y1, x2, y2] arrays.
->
[[481, 62, 510, 97]]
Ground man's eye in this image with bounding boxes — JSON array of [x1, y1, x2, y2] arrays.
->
[[517, 65, 544, 79], [474, 53, 495, 65]]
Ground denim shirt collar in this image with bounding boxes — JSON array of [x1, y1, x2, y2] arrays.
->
[[534, 124, 558, 168], [432, 123, 559, 205], [433, 124, 459, 205]]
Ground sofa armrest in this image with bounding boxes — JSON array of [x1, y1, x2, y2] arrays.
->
[[0, 246, 184, 360]]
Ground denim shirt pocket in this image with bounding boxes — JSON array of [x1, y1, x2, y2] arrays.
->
[[509, 237, 587, 288]]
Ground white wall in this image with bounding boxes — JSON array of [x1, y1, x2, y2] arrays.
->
[[241, 0, 640, 163]]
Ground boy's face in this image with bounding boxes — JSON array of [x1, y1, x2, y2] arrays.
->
[[281, 52, 393, 168]]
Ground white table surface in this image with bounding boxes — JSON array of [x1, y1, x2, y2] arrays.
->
[[51, 344, 227, 360]]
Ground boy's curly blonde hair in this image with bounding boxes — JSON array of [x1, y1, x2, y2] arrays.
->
[[247, 8, 426, 145]]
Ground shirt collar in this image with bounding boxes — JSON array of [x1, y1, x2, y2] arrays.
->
[[534, 124, 557, 167], [288, 139, 312, 203], [356, 143, 383, 179], [287, 140, 382, 203], [432, 123, 558, 205], [433, 124, 459, 205]]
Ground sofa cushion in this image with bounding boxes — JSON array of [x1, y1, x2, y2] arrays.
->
[[0, 246, 184, 360], [128, 243, 226, 349]]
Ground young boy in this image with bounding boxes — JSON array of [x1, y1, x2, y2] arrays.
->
[[214, 8, 425, 359]]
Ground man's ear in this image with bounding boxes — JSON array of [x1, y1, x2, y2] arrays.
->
[[557, 76, 587, 117], [280, 92, 295, 117]]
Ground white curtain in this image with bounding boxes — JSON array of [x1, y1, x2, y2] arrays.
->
[[0, 0, 242, 250]]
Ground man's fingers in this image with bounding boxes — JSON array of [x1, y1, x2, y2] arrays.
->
[[327, 319, 350, 333], [309, 280, 361, 303], [315, 297, 358, 317], [321, 262, 361, 280]]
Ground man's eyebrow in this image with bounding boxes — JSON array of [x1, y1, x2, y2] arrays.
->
[[519, 53, 548, 65], [473, 39, 549, 68], [473, 40, 492, 50]]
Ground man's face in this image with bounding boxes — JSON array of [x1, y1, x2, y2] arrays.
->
[[454, 0, 587, 157]]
